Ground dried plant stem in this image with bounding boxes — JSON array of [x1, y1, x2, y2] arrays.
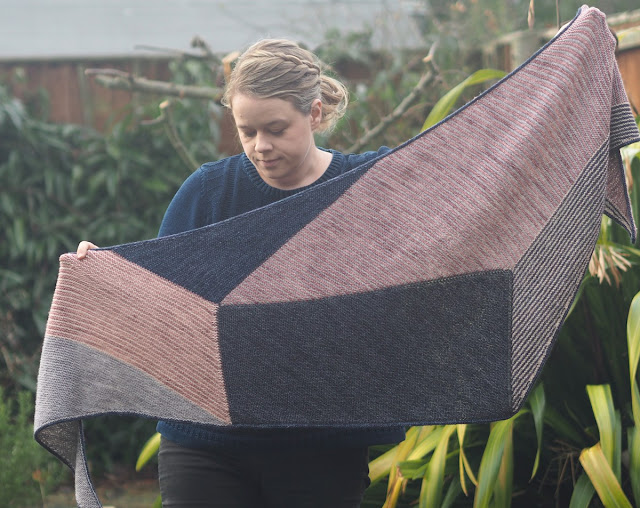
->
[[147, 100, 200, 172], [85, 68, 223, 101], [346, 44, 439, 154]]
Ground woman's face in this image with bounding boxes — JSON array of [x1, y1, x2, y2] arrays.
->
[[231, 93, 323, 189]]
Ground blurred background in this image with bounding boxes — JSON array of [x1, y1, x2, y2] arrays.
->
[[1, 1, 640, 507]]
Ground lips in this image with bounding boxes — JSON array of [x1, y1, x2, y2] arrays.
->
[[259, 158, 281, 169]]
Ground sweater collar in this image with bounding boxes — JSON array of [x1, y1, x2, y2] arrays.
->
[[241, 149, 344, 198]]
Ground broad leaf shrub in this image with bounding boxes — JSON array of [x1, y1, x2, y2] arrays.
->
[[0, 387, 66, 508], [0, 82, 220, 393], [0, 80, 221, 474]]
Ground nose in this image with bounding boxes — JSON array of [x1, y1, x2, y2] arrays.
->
[[255, 132, 273, 153]]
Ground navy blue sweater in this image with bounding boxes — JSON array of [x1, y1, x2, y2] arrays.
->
[[156, 148, 405, 449]]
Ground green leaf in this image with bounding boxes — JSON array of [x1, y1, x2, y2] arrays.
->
[[381, 426, 423, 507], [422, 69, 506, 131], [628, 292, 640, 423], [3, 97, 26, 130], [397, 459, 428, 480], [13, 217, 26, 253], [621, 142, 640, 163], [0, 269, 25, 287], [369, 445, 401, 484], [420, 425, 455, 508], [528, 384, 545, 480], [473, 411, 524, 508], [143, 178, 171, 193], [441, 478, 463, 508], [407, 425, 441, 461], [493, 421, 514, 508], [614, 410, 622, 484], [0, 193, 14, 215], [544, 406, 583, 446], [568, 473, 595, 508], [628, 426, 640, 505], [566, 277, 587, 317], [135, 432, 161, 471], [457, 424, 477, 496], [579, 443, 633, 508], [586, 385, 617, 477]]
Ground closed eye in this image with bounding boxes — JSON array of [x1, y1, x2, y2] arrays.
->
[[239, 127, 286, 138]]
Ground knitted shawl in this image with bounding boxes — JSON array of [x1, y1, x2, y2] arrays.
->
[[35, 6, 639, 507]]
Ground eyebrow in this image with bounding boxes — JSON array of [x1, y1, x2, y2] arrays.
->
[[237, 119, 288, 129]]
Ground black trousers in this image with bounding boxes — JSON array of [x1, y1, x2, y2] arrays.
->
[[158, 437, 371, 508]]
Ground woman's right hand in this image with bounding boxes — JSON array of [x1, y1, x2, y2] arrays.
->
[[76, 241, 99, 259]]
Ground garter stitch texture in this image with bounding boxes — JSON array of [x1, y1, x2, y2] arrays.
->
[[35, 6, 640, 507]]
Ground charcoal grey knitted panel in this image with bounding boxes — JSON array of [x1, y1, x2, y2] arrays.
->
[[74, 427, 101, 508], [511, 142, 608, 409], [604, 103, 639, 237], [610, 103, 640, 150], [111, 164, 371, 303], [219, 270, 513, 426], [33, 419, 102, 508], [34, 419, 79, 470]]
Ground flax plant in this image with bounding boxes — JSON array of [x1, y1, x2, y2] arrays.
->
[[589, 218, 636, 286], [566, 291, 640, 507], [587, 142, 640, 287], [369, 386, 545, 508], [366, 89, 640, 508]]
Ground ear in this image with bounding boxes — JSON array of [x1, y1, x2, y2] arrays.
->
[[309, 99, 323, 130]]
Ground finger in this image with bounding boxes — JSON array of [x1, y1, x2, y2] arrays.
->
[[76, 241, 99, 259]]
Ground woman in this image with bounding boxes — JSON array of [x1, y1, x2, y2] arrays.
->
[[77, 38, 405, 507]]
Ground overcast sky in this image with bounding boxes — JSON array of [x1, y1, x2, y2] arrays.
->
[[1, 0, 425, 59]]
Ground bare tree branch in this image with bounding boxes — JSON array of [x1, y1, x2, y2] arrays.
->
[[346, 43, 439, 154], [85, 68, 223, 101], [140, 100, 200, 172], [189, 36, 221, 64], [133, 36, 221, 63], [132, 44, 218, 63]]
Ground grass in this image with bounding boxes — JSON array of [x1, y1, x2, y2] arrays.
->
[[44, 473, 159, 508]]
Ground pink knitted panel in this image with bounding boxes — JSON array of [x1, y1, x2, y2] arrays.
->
[[223, 11, 614, 306], [45, 251, 230, 422]]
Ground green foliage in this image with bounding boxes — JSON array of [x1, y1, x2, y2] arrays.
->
[[0, 73, 220, 473], [83, 415, 158, 478], [0, 81, 220, 393], [422, 0, 640, 43], [0, 387, 66, 507], [568, 292, 640, 507], [136, 432, 161, 472], [573, 385, 632, 507], [421, 69, 506, 131], [363, 109, 640, 507], [3, 11, 640, 504], [315, 29, 495, 153]]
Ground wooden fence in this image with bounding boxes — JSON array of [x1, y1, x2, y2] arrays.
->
[[2, 10, 639, 134], [0, 57, 172, 131], [484, 9, 640, 115]]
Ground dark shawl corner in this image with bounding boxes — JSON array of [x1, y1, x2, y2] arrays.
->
[[35, 6, 639, 507]]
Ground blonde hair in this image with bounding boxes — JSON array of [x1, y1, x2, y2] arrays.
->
[[221, 39, 348, 133]]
